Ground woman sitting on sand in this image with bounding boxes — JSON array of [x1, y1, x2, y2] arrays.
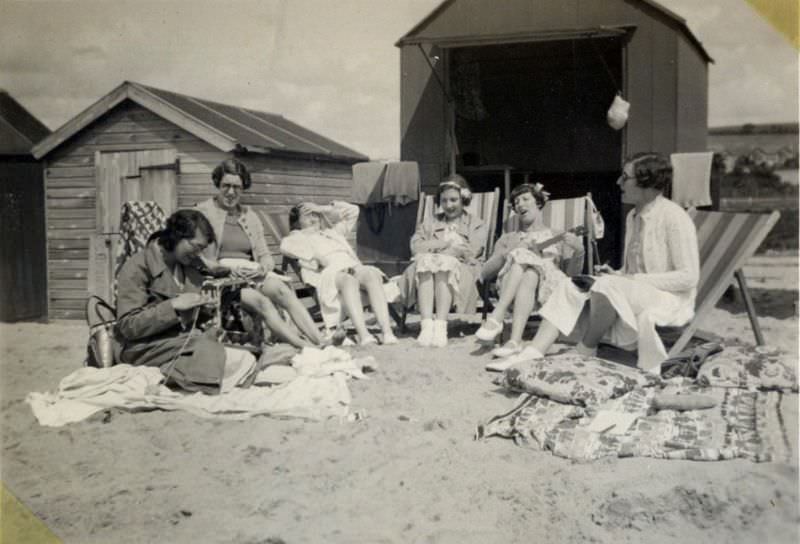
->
[[115, 209, 254, 393], [505, 153, 699, 372], [280, 200, 398, 346], [195, 159, 324, 349], [474, 183, 583, 361], [399, 175, 488, 347]]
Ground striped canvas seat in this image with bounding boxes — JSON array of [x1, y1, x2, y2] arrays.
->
[[667, 209, 781, 357]]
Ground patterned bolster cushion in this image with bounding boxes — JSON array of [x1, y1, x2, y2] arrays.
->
[[500, 353, 661, 407]]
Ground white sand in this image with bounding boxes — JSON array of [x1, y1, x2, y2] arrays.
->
[[1, 256, 797, 544]]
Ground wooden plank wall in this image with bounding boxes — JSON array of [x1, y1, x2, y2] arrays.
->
[[179, 152, 356, 269], [45, 101, 354, 320]]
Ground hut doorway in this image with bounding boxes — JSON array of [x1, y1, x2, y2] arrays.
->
[[447, 35, 626, 262], [90, 149, 178, 301]]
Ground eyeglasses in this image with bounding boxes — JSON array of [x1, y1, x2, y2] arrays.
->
[[619, 172, 636, 183], [221, 183, 243, 192]]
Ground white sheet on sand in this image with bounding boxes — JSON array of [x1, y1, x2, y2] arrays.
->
[[26, 347, 375, 427]]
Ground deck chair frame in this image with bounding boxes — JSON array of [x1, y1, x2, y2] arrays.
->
[[665, 209, 780, 356]]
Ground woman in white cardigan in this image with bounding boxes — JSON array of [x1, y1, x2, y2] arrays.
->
[[497, 153, 699, 373]]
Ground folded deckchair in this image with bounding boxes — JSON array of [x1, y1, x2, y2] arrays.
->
[[395, 188, 501, 329], [665, 209, 781, 356]]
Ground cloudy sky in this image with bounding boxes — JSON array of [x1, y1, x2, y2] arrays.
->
[[1, 0, 796, 159]]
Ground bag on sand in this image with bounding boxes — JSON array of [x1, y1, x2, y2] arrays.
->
[[85, 295, 118, 368]]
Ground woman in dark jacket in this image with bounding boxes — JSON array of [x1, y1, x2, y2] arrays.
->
[[114, 209, 228, 393]]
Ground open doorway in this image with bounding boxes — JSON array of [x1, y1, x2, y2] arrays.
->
[[448, 36, 625, 263]]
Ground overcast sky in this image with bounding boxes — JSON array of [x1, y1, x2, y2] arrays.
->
[[1, 0, 796, 159]]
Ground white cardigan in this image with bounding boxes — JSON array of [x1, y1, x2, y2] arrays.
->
[[624, 195, 699, 323]]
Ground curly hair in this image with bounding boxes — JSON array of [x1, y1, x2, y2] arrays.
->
[[211, 159, 252, 190], [435, 174, 472, 207], [509, 183, 549, 211], [150, 209, 216, 251], [626, 152, 672, 192]]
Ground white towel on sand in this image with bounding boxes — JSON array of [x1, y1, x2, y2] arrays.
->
[[27, 347, 372, 427], [671, 152, 713, 208]]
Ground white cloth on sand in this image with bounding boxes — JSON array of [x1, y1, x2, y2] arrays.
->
[[27, 347, 374, 427]]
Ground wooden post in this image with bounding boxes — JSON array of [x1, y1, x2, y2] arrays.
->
[[734, 269, 765, 346]]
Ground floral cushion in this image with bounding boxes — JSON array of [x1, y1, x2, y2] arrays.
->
[[696, 344, 798, 391], [500, 353, 661, 407]]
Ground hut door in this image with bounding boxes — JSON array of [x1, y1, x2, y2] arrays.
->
[[91, 149, 178, 302]]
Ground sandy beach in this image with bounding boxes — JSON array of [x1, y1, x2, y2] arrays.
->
[[1, 256, 798, 544]]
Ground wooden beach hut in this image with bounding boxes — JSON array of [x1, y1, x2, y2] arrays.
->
[[397, 0, 713, 262], [32, 81, 367, 320], [0, 90, 50, 322]]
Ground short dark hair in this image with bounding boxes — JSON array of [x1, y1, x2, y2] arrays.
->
[[510, 183, 547, 210], [288, 205, 302, 231], [626, 152, 672, 192], [435, 174, 472, 207], [211, 159, 252, 190], [150, 209, 216, 251]]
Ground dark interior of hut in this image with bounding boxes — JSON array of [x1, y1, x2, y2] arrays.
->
[[450, 37, 626, 265]]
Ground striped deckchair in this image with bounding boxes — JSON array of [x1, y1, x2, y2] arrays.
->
[[501, 194, 603, 274], [665, 209, 781, 356]]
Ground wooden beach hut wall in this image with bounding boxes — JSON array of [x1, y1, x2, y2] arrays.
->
[[32, 81, 367, 320], [0, 90, 50, 322], [397, 0, 712, 263]]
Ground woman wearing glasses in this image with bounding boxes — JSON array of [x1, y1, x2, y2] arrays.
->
[[497, 153, 699, 373], [195, 159, 325, 349]]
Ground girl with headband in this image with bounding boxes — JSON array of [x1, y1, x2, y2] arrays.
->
[[398, 175, 488, 347]]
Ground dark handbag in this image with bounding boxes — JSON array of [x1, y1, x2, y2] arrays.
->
[[85, 295, 118, 368], [660, 342, 724, 379]]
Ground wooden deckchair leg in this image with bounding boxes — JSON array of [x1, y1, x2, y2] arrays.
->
[[734, 269, 765, 346]]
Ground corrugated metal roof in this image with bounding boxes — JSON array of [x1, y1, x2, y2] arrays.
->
[[0, 91, 51, 155], [136, 83, 368, 161]]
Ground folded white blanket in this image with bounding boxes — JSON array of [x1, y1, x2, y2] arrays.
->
[[27, 347, 372, 427]]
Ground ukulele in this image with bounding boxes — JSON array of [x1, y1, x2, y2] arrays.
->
[[525, 225, 587, 254]]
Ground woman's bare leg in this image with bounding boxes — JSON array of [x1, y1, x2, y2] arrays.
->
[[508, 269, 539, 344], [356, 267, 392, 335], [240, 288, 311, 349], [417, 271, 434, 321], [260, 277, 322, 344], [432, 272, 453, 321], [335, 271, 371, 341], [488, 262, 524, 324]]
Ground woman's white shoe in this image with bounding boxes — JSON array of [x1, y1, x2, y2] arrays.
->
[[491, 340, 522, 358], [485, 345, 544, 372], [417, 318, 434, 347], [475, 317, 503, 342], [431, 319, 448, 347]]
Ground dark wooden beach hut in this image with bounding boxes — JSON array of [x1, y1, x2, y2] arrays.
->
[[32, 81, 367, 320], [0, 90, 50, 321], [397, 0, 713, 261]]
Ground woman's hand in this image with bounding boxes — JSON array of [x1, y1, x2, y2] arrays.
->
[[594, 263, 623, 276], [171, 292, 214, 312], [232, 264, 265, 281], [562, 232, 583, 251], [299, 202, 326, 215]]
